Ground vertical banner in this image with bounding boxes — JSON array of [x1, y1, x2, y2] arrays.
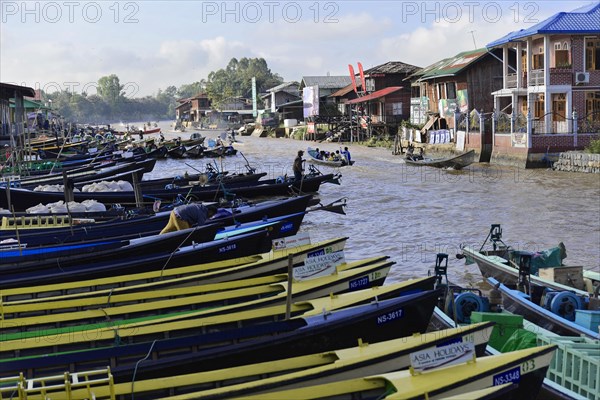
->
[[358, 62, 367, 93], [303, 85, 320, 118], [348, 65, 358, 93], [252, 77, 257, 118]]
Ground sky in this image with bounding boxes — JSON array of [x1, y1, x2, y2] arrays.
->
[[0, 0, 594, 98]]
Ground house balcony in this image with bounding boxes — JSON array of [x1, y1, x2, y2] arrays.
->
[[528, 69, 544, 86]]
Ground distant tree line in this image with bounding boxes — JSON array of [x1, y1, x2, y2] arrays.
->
[[44, 57, 283, 124]]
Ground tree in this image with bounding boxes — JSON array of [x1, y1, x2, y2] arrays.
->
[[97, 74, 124, 113], [206, 57, 283, 109]]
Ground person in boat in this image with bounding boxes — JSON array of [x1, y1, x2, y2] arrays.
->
[[314, 148, 322, 160], [160, 203, 218, 234], [406, 144, 416, 161], [293, 150, 305, 181], [341, 147, 351, 164], [415, 147, 424, 160]]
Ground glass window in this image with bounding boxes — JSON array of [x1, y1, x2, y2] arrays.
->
[[586, 38, 600, 70], [446, 82, 457, 100]]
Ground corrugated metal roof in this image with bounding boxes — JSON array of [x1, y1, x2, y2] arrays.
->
[[0, 82, 36, 100], [301, 76, 352, 89], [329, 83, 360, 97], [267, 81, 299, 93], [487, 2, 600, 47], [363, 61, 421, 75], [411, 48, 490, 80], [347, 86, 403, 104]]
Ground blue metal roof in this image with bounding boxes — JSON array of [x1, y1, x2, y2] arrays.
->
[[487, 2, 600, 47]]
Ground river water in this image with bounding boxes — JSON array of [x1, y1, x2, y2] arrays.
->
[[140, 122, 600, 287]]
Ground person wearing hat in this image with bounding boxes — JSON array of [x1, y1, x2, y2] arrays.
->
[[293, 150, 305, 181]]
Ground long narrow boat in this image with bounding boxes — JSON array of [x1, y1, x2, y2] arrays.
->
[[0, 211, 305, 263], [226, 345, 556, 400], [0, 278, 437, 359], [487, 277, 599, 340], [307, 147, 354, 167], [460, 224, 597, 295], [0, 195, 313, 245], [1, 290, 446, 380], [426, 260, 596, 400], [0, 229, 274, 289], [0, 237, 348, 302], [0, 174, 333, 211], [17, 158, 156, 189], [1, 258, 393, 331], [404, 149, 475, 169], [136, 322, 492, 399]]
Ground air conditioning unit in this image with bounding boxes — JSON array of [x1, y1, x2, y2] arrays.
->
[[575, 72, 590, 84]]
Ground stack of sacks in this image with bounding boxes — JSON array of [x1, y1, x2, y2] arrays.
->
[[82, 180, 134, 192], [33, 184, 81, 192], [25, 200, 107, 214]]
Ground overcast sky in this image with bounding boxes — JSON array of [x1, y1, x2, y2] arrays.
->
[[0, 1, 593, 97]]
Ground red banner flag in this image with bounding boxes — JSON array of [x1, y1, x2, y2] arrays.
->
[[358, 62, 367, 93], [348, 64, 358, 93]]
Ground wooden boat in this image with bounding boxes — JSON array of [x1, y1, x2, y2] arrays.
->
[[1, 290, 446, 381], [0, 237, 349, 303], [17, 158, 155, 189], [487, 277, 599, 339], [1, 258, 393, 333], [167, 144, 187, 158], [0, 195, 313, 246], [115, 126, 161, 135], [107, 321, 492, 397], [0, 211, 305, 266], [185, 143, 205, 158], [0, 229, 274, 289], [0, 173, 333, 211], [460, 224, 596, 295], [307, 147, 354, 167], [201, 345, 555, 400], [0, 278, 437, 359], [137, 170, 267, 191], [404, 149, 475, 169], [427, 257, 598, 400]]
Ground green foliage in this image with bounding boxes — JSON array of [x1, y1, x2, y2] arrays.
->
[[585, 138, 600, 154], [206, 57, 282, 108], [43, 56, 284, 123]]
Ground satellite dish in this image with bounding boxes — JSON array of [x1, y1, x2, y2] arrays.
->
[[197, 173, 209, 186]]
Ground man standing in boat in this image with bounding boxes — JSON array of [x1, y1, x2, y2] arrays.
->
[[293, 150, 305, 181]]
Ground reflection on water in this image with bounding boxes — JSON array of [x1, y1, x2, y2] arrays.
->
[[146, 124, 600, 287]]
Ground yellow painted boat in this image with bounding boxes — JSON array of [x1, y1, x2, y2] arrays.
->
[[1, 258, 392, 330], [0, 237, 347, 303], [228, 345, 556, 400], [0, 277, 435, 358], [8, 323, 494, 400]]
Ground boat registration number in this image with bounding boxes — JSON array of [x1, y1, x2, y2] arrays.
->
[[349, 276, 369, 290], [376, 308, 404, 325], [218, 243, 237, 253], [493, 366, 520, 386]]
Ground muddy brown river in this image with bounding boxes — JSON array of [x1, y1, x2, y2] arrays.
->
[[145, 124, 600, 287]]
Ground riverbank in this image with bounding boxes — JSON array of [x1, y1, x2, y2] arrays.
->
[[553, 152, 600, 173]]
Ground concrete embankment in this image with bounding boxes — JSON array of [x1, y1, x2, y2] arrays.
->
[[553, 152, 600, 173]]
